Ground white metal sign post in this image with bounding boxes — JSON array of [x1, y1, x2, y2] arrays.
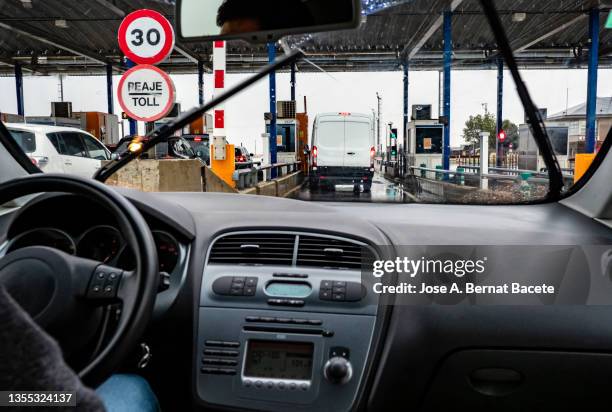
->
[[117, 65, 176, 122]]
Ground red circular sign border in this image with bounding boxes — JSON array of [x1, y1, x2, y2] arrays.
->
[[117, 64, 176, 123], [118, 9, 175, 65]]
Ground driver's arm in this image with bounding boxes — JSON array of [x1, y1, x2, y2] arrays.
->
[[0, 286, 105, 411]]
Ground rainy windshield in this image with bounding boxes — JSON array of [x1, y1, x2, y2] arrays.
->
[[0, 0, 610, 204]]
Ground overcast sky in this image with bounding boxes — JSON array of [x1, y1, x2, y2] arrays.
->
[[1, 67, 610, 153]]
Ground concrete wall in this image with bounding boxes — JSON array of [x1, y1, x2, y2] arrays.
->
[[204, 166, 239, 193], [252, 172, 303, 197], [105, 159, 203, 192], [276, 172, 302, 197], [105, 160, 302, 197]]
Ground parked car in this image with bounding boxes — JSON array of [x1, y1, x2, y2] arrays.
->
[[182, 134, 210, 165], [6, 123, 111, 178], [310, 112, 375, 192], [114, 135, 199, 161], [235, 146, 254, 169]]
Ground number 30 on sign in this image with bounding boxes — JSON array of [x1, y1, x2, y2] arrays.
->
[[118, 9, 175, 65]]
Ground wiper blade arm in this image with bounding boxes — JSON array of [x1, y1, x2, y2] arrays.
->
[[94, 49, 304, 182], [478, 0, 564, 200]]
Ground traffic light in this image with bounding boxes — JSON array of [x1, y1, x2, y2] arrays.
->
[[498, 129, 507, 143], [390, 128, 398, 157]]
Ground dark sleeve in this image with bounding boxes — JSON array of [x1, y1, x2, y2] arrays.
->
[[0, 287, 106, 412]]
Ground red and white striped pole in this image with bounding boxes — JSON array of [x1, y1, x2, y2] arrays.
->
[[212, 40, 226, 142]]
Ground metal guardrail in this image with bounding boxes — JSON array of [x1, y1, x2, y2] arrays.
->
[[458, 165, 573, 178], [407, 166, 551, 185], [233, 161, 301, 190]]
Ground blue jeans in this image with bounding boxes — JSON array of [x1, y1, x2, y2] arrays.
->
[[97, 374, 160, 412]]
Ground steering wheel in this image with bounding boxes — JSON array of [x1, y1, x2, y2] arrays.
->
[[0, 174, 159, 387]]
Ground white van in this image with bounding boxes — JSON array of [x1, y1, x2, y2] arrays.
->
[[310, 112, 375, 192], [6, 124, 111, 179]]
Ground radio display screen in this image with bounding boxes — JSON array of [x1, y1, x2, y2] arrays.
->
[[244, 340, 314, 381]]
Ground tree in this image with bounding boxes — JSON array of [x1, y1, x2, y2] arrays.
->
[[500, 119, 519, 150], [462, 112, 519, 150]]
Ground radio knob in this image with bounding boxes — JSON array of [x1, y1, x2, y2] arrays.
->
[[323, 357, 353, 385]]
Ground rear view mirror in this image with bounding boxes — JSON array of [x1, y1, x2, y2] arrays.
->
[[177, 0, 361, 43]]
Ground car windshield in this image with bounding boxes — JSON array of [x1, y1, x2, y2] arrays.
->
[[0, 0, 610, 204]]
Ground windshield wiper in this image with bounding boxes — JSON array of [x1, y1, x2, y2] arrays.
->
[[478, 0, 565, 200], [94, 49, 304, 182]]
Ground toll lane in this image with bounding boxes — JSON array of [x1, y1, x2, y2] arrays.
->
[[291, 173, 416, 203]]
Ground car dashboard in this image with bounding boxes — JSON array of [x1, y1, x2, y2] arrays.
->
[[1, 189, 612, 411]]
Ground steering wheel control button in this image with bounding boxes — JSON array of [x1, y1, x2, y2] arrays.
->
[[87, 266, 123, 300], [158, 271, 171, 292]]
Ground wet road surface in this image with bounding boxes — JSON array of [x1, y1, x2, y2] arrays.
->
[[290, 172, 418, 203]]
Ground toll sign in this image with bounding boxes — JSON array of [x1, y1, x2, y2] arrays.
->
[[117, 65, 176, 122], [118, 9, 175, 65]]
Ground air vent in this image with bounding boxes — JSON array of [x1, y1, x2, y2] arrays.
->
[[297, 236, 366, 270], [209, 234, 296, 265]]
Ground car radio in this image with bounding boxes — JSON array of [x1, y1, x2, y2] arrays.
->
[[196, 264, 378, 412]]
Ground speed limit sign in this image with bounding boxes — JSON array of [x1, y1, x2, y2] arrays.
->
[[118, 9, 175, 65]]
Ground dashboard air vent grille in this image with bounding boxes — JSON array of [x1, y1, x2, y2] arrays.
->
[[297, 236, 365, 270], [209, 234, 296, 265]]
